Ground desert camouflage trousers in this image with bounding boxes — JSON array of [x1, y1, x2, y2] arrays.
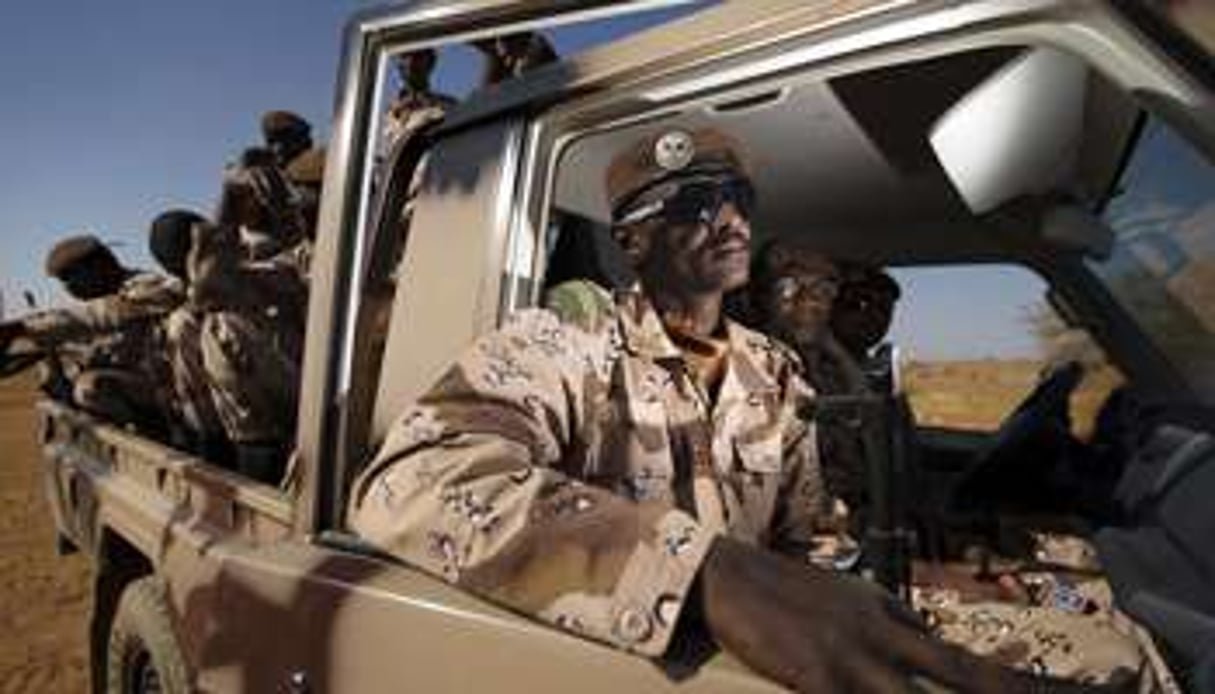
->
[[913, 533, 1175, 690]]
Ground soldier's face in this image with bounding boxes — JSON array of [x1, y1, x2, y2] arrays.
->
[[763, 272, 839, 345], [269, 133, 310, 166], [653, 201, 752, 294], [831, 288, 896, 354], [400, 52, 435, 89], [58, 260, 120, 300]]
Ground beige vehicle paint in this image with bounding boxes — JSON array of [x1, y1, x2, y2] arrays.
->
[[36, 1, 1214, 691]]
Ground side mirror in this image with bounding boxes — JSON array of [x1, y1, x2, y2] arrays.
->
[[930, 47, 1089, 214]]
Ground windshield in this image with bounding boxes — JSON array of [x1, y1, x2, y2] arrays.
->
[[1088, 116, 1215, 398]]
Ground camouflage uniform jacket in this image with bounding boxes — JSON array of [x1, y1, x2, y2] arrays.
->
[[350, 282, 828, 657], [22, 273, 183, 378], [800, 336, 869, 511], [185, 229, 307, 444], [164, 306, 226, 442], [383, 90, 456, 151]]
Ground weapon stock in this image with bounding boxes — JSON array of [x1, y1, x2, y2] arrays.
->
[[797, 343, 915, 600]]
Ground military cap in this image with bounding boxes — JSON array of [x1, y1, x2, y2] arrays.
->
[[149, 209, 206, 279], [838, 262, 901, 301], [240, 146, 276, 168], [44, 235, 115, 278], [752, 239, 839, 288], [605, 127, 750, 222], [261, 110, 312, 142], [396, 48, 438, 72], [285, 146, 326, 186]]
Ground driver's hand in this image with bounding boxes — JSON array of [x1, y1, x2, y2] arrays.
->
[[700, 536, 1103, 693]]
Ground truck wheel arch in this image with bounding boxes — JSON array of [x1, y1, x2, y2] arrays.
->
[[90, 528, 155, 692], [105, 576, 191, 693]]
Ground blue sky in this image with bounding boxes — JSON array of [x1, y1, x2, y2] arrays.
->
[[0, 1, 1045, 359], [0, 1, 359, 312]]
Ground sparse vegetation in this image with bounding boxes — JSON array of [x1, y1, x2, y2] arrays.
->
[[904, 359, 1122, 438]]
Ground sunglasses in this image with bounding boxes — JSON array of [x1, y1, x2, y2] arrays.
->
[[614, 177, 757, 227], [772, 275, 840, 304]]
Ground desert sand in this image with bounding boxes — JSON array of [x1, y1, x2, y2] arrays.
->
[[0, 372, 89, 693]]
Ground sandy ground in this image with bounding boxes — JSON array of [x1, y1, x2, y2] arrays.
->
[[0, 373, 89, 693], [904, 359, 1120, 437]]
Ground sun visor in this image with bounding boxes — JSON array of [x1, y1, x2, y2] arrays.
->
[[930, 47, 1088, 215]]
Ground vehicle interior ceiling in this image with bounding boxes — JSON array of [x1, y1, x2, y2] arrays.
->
[[557, 43, 1215, 654], [554, 43, 1140, 268], [547, 43, 1157, 525], [550, 42, 1146, 383]]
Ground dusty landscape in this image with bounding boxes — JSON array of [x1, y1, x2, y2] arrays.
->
[[0, 372, 89, 694], [904, 358, 1120, 437], [0, 359, 1117, 692]]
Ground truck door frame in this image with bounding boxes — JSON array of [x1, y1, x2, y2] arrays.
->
[[297, 0, 718, 535]]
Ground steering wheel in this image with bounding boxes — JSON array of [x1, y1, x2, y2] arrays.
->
[[949, 360, 1085, 513]]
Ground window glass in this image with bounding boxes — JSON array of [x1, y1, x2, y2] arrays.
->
[[372, 2, 716, 163], [891, 265, 1121, 436], [1088, 117, 1215, 396]]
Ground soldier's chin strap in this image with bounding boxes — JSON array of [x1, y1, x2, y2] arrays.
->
[[796, 342, 914, 600]]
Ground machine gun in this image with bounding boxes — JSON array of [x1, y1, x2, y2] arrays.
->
[[799, 343, 915, 600]]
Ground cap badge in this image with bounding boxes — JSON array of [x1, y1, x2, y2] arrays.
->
[[653, 130, 695, 172]]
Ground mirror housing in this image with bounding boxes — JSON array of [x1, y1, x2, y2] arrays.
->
[[930, 47, 1089, 214], [1041, 202, 1115, 259]]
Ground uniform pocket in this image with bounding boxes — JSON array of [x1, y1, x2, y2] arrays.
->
[[733, 434, 782, 475], [728, 433, 783, 542]]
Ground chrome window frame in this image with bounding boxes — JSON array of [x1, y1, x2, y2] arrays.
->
[[296, 0, 713, 535]]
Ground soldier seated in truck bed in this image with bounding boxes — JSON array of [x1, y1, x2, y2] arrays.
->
[[0, 235, 182, 435]]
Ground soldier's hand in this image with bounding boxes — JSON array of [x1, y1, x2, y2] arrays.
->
[[187, 222, 242, 307], [699, 537, 1094, 693]]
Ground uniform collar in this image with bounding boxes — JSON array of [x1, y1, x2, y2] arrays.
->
[[613, 287, 780, 397]]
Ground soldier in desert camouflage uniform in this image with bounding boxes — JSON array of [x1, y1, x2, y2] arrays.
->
[[0, 236, 182, 433], [186, 218, 301, 483], [383, 49, 456, 150], [212, 112, 316, 369], [831, 261, 902, 365], [148, 209, 231, 461], [746, 241, 870, 512], [474, 31, 558, 87], [351, 129, 1065, 692]]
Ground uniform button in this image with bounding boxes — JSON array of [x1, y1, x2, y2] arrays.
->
[[663, 526, 695, 556], [654, 594, 681, 628], [614, 606, 653, 645], [747, 394, 762, 407]]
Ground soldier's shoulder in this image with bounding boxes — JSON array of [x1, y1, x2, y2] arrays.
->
[[730, 320, 806, 378], [285, 147, 326, 186], [542, 280, 617, 334], [121, 273, 185, 307]]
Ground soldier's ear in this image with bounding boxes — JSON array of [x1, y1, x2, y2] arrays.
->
[[611, 221, 654, 266]]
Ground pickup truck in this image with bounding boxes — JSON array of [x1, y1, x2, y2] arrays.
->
[[32, 1, 1215, 691]]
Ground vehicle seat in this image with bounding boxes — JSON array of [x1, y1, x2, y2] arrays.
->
[[542, 210, 634, 297], [1094, 421, 1215, 683]]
